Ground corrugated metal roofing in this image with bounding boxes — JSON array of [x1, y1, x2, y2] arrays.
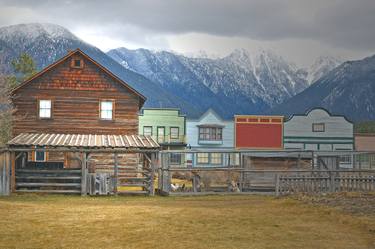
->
[[7, 133, 160, 149]]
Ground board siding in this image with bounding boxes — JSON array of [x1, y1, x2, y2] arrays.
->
[[283, 108, 354, 151], [12, 52, 141, 136], [235, 116, 283, 149]]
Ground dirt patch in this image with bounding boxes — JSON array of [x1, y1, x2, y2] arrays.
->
[[293, 192, 375, 216]]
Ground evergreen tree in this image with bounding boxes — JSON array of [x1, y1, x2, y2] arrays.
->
[[0, 53, 37, 145], [6, 53, 37, 89]]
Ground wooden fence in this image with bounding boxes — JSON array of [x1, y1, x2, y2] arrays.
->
[[0, 152, 10, 196], [276, 172, 375, 196]]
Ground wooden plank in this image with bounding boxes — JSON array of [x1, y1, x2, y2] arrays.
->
[[149, 153, 156, 196], [81, 152, 87, 196], [114, 152, 118, 195], [16, 189, 81, 194], [16, 182, 81, 187], [10, 152, 15, 193], [16, 176, 81, 180]]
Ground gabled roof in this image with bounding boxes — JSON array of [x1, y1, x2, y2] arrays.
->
[[188, 108, 232, 122], [11, 48, 146, 107]]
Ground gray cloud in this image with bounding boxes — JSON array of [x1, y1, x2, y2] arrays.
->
[[0, 0, 375, 54]]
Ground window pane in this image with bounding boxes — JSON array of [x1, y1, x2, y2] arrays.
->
[[35, 151, 45, 161], [39, 100, 51, 118], [312, 123, 325, 132], [158, 127, 165, 135], [170, 153, 181, 164], [197, 153, 209, 164], [101, 101, 113, 111], [170, 127, 179, 138], [143, 127, 152, 136], [101, 110, 112, 119], [210, 153, 222, 164], [39, 108, 51, 118], [40, 100, 51, 108]]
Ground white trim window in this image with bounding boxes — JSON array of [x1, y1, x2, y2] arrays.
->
[[312, 123, 325, 132], [143, 126, 153, 136], [100, 101, 113, 120], [39, 100, 52, 118], [35, 151, 46, 162], [170, 127, 179, 139]]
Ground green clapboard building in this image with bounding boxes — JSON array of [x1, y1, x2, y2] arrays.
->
[[139, 108, 186, 165]]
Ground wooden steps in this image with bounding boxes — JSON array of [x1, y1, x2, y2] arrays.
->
[[15, 168, 82, 194]]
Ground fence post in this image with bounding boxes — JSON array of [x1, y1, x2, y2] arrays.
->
[[81, 152, 87, 196], [149, 153, 156, 196], [329, 171, 336, 192], [275, 173, 280, 196], [10, 151, 15, 193], [114, 152, 118, 195], [239, 152, 244, 192]]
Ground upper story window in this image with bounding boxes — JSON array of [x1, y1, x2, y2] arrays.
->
[[199, 127, 222, 141], [100, 100, 113, 120], [312, 123, 325, 132], [170, 127, 179, 139], [39, 100, 52, 119], [71, 58, 84, 69], [143, 126, 153, 136]]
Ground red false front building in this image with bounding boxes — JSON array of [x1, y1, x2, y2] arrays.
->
[[235, 115, 284, 150]]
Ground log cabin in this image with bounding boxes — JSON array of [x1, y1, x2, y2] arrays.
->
[[7, 49, 159, 195]]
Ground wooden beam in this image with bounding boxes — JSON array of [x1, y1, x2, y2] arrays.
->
[[149, 153, 156, 196], [114, 152, 118, 195], [10, 152, 15, 193], [81, 152, 87, 196]]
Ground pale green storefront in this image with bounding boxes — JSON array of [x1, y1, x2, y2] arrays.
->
[[139, 108, 186, 149], [139, 108, 186, 165]]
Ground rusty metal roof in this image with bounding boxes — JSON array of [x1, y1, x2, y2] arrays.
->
[[7, 133, 160, 149]]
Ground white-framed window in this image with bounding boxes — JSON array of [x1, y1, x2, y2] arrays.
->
[[39, 100, 52, 118], [210, 153, 222, 165], [100, 101, 113, 120], [35, 151, 46, 162], [170, 127, 179, 139], [197, 153, 209, 164], [143, 126, 153, 136], [199, 127, 222, 141], [170, 153, 182, 165], [339, 155, 352, 164], [312, 123, 325, 132]]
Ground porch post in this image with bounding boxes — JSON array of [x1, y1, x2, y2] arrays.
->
[[81, 152, 87, 196], [114, 152, 118, 195], [10, 151, 15, 193], [149, 153, 156, 196]]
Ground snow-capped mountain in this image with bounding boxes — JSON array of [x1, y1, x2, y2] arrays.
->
[[0, 23, 200, 116], [108, 47, 310, 117], [271, 54, 375, 121], [306, 56, 342, 84]]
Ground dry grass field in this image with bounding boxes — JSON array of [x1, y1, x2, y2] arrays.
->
[[0, 194, 374, 249]]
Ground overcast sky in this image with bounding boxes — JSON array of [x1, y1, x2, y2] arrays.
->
[[0, 0, 374, 67]]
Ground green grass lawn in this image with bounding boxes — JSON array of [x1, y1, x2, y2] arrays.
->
[[0, 194, 374, 249]]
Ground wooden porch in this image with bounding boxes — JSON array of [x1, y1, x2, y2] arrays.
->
[[2, 133, 160, 196]]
